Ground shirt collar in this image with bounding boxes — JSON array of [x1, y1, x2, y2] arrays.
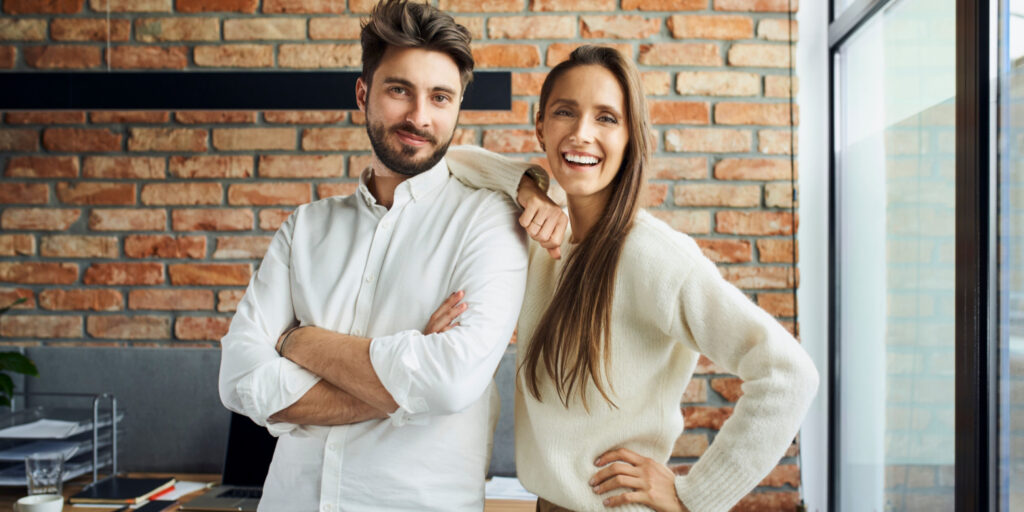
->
[[357, 156, 449, 208]]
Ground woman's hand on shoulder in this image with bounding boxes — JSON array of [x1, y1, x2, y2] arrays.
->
[[591, 448, 689, 512], [516, 175, 568, 259]]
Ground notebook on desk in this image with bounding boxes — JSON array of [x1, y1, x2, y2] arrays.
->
[[178, 413, 277, 512]]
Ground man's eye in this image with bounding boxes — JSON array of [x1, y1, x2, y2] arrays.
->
[[434, 95, 450, 104], [389, 86, 406, 95]]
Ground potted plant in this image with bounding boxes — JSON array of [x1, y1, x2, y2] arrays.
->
[[0, 298, 38, 407]]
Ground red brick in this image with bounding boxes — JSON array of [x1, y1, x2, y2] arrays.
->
[[668, 15, 752, 39], [728, 43, 793, 68], [623, 0, 704, 9], [172, 209, 253, 231], [40, 235, 118, 258], [213, 128, 295, 150], [42, 127, 119, 152], [530, 0, 613, 10], [227, 183, 310, 206], [51, 18, 130, 41], [348, 154, 373, 177], [217, 289, 245, 312], [0, 288, 35, 309], [487, 16, 575, 39], [546, 42, 631, 66], [212, 236, 271, 259], [301, 127, 370, 151], [0, 46, 14, 68], [757, 239, 796, 263], [473, 44, 541, 68], [453, 16, 485, 39], [0, 129, 39, 151], [639, 43, 720, 66], [715, 158, 794, 180], [84, 263, 164, 285], [714, 0, 797, 11], [308, 17, 362, 40], [758, 19, 798, 41], [140, 183, 222, 206], [259, 155, 344, 178], [317, 182, 359, 198], [643, 183, 667, 207], [682, 378, 707, 403], [5, 111, 85, 124], [167, 156, 251, 179], [694, 354, 725, 374], [731, 492, 801, 512], [483, 129, 541, 153], [125, 234, 206, 259], [39, 289, 122, 311], [279, 43, 360, 68], [258, 209, 292, 231], [89, 0, 172, 11], [649, 210, 711, 234], [758, 292, 794, 317], [128, 128, 207, 151], [716, 211, 794, 235], [107, 46, 188, 69], [720, 266, 796, 289], [438, 0, 523, 12], [648, 100, 709, 125], [765, 183, 795, 208], [129, 289, 213, 310], [172, 111, 253, 124], [195, 45, 274, 67], [224, 18, 306, 40], [176, 0, 256, 12], [710, 377, 744, 402], [665, 128, 750, 153], [89, 209, 166, 231], [683, 406, 732, 429], [263, 111, 346, 124], [672, 433, 708, 457], [262, 0, 342, 13], [641, 71, 671, 95], [83, 156, 165, 179], [5, 0, 83, 14], [674, 184, 759, 207], [512, 72, 546, 95], [135, 17, 218, 42], [716, 102, 797, 126], [169, 263, 251, 285], [0, 262, 78, 284], [0, 183, 48, 204], [0, 19, 46, 40], [461, 101, 530, 125], [677, 71, 759, 97], [350, 111, 366, 125], [579, 15, 659, 39], [5, 156, 77, 179], [765, 75, 797, 98], [56, 182, 135, 205], [0, 235, 34, 256], [760, 464, 800, 487], [0, 315, 81, 338], [758, 129, 796, 154], [175, 316, 230, 341], [87, 315, 170, 339], [696, 239, 751, 263], [2, 208, 80, 231], [453, 128, 477, 146], [651, 157, 706, 180], [90, 111, 169, 123]]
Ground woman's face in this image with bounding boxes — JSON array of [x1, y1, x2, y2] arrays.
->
[[536, 64, 629, 205]]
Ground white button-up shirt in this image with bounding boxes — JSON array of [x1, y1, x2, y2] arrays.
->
[[218, 155, 528, 512]]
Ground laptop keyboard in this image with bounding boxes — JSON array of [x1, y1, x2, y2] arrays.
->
[[217, 488, 263, 499]]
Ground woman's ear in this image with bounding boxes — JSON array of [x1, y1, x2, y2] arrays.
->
[[535, 111, 545, 151]]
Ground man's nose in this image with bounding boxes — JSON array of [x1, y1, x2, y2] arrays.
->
[[406, 96, 430, 128]]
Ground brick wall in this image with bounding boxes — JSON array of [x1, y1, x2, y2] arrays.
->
[[0, 0, 801, 509]]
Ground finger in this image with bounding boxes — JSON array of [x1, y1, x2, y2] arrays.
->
[[592, 475, 647, 495], [536, 215, 557, 244], [435, 302, 467, 328], [430, 291, 463, 320], [550, 216, 568, 248], [437, 321, 461, 334], [519, 204, 539, 229], [546, 246, 561, 259], [596, 448, 647, 467], [602, 491, 649, 508], [590, 462, 641, 486]]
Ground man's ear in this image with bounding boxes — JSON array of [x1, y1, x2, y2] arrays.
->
[[356, 77, 368, 113]]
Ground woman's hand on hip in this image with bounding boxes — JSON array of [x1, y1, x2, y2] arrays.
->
[[591, 448, 689, 512]]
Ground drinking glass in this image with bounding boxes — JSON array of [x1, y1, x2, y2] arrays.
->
[[24, 452, 64, 496]]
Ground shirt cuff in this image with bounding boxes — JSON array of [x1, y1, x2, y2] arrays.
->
[[369, 330, 430, 427], [236, 357, 321, 433]]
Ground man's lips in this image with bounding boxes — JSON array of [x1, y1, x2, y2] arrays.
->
[[395, 129, 430, 146]]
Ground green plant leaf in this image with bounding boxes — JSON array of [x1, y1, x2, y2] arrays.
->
[[0, 297, 27, 316], [0, 353, 37, 376], [0, 374, 13, 401], [0, 396, 10, 407]]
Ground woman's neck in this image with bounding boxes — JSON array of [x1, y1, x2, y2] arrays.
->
[[566, 188, 612, 243]]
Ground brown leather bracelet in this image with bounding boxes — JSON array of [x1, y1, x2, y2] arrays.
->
[[276, 325, 302, 355]]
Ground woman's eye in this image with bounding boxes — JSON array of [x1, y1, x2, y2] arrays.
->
[[599, 115, 618, 124], [553, 109, 572, 117]]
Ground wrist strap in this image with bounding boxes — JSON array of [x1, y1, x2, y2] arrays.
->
[[276, 325, 302, 355]]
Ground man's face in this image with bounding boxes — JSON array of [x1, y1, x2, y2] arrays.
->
[[357, 46, 463, 176]]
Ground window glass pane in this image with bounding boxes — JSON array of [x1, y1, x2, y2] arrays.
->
[[835, 0, 956, 510]]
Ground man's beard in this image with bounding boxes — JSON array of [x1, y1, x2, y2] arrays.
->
[[366, 116, 453, 177]]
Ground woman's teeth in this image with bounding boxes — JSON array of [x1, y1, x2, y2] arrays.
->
[[564, 153, 599, 165]]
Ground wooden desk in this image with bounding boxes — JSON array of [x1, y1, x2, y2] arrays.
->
[[0, 473, 536, 512]]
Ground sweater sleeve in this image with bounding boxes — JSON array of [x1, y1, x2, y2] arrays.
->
[[445, 145, 549, 202], [668, 243, 819, 512]]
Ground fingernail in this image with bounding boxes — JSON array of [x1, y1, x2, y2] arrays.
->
[[603, 499, 610, 505], [588, 478, 595, 486], [592, 486, 599, 493], [594, 458, 601, 466]]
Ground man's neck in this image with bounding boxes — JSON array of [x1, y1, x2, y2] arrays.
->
[[367, 155, 411, 209]]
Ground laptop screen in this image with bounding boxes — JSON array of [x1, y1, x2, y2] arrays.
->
[[221, 412, 278, 487]]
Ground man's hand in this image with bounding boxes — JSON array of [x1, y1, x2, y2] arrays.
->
[[517, 174, 568, 259], [425, 290, 466, 334], [591, 448, 689, 512]]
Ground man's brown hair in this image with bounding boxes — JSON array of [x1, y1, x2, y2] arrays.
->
[[360, 0, 474, 92]]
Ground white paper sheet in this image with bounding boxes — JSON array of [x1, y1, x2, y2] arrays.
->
[[484, 476, 536, 501], [0, 419, 80, 439]]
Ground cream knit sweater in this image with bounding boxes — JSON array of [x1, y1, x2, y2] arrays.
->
[[446, 146, 819, 512]]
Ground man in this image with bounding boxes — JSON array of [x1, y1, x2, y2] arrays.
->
[[218, 1, 528, 510]]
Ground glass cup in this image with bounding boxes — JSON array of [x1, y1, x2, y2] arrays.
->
[[24, 452, 64, 496]]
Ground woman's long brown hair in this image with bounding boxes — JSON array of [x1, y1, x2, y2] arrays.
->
[[521, 46, 653, 410]]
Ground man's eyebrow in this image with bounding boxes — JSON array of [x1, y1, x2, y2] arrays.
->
[[381, 77, 458, 97]]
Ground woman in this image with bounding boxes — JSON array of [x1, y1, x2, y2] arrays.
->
[[440, 46, 818, 512]]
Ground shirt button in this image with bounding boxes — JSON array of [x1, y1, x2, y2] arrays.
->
[[365, 274, 374, 282], [329, 443, 339, 451], [353, 328, 362, 336], [322, 504, 332, 512]]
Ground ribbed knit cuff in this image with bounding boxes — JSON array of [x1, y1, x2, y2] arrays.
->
[[674, 446, 760, 512]]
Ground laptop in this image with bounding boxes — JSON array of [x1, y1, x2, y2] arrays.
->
[[179, 412, 277, 511]]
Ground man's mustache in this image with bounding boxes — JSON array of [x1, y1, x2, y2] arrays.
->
[[391, 122, 437, 145]]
